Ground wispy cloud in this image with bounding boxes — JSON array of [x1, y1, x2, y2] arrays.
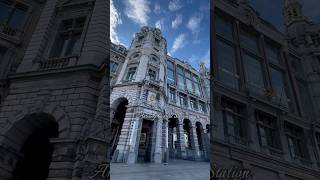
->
[[124, 0, 151, 26], [172, 14, 182, 29], [155, 18, 165, 30], [169, 0, 183, 11], [199, 49, 210, 68], [187, 13, 203, 43], [110, 0, 122, 44], [154, 3, 161, 14], [171, 33, 187, 53]]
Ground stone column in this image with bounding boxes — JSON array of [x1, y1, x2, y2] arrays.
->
[[176, 120, 186, 159], [190, 123, 201, 161], [127, 117, 141, 164], [163, 119, 169, 164], [154, 118, 163, 163], [200, 127, 209, 161]]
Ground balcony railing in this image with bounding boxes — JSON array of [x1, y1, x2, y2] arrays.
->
[[39, 56, 78, 70]]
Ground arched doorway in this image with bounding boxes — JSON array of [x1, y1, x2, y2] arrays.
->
[[183, 119, 192, 159], [10, 113, 59, 180], [196, 122, 205, 159], [168, 116, 178, 159], [110, 98, 128, 161]]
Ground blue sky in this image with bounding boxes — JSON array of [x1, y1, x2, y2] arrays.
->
[[110, 0, 210, 69], [249, 0, 320, 32]]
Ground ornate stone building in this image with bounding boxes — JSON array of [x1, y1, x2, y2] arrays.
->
[[0, 0, 108, 179], [212, 0, 320, 179], [110, 27, 210, 164]]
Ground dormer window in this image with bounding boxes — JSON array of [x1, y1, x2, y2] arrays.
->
[[138, 35, 144, 43], [293, 9, 298, 17], [49, 17, 86, 58]]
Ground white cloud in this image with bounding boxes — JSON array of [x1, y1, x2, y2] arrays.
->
[[171, 33, 187, 53], [171, 14, 182, 29], [110, 0, 122, 44], [187, 13, 203, 43], [169, 0, 183, 11], [124, 0, 151, 26], [154, 3, 161, 14], [155, 19, 165, 30], [187, 13, 203, 35], [199, 49, 210, 68]]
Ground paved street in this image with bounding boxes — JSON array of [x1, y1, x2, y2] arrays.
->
[[110, 160, 210, 180]]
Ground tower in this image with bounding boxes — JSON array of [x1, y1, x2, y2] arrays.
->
[[110, 27, 168, 164], [283, 0, 309, 44]]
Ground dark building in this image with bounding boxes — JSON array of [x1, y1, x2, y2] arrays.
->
[[212, 0, 320, 179]]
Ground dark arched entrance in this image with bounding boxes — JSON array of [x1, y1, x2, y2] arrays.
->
[[168, 116, 178, 159], [111, 98, 128, 161], [11, 113, 59, 180]]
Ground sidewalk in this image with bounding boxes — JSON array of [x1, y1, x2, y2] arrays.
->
[[110, 160, 210, 180]]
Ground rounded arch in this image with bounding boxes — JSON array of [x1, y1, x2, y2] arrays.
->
[[2, 103, 71, 140]]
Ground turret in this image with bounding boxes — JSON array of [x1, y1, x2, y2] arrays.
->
[[116, 27, 167, 87]]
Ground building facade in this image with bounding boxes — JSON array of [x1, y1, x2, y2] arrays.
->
[[110, 27, 210, 164], [0, 0, 108, 179], [212, 0, 320, 179]]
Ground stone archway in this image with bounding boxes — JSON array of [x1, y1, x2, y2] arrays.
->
[[110, 97, 129, 162], [10, 113, 59, 180], [0, 103, 71, 180]]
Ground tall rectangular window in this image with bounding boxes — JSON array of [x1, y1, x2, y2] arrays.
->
[[0, 0, 28, 35], [169, 88, 176, 102], [126, 67, 136, 81], [244, 54, 265, 94], [265, 43, 280, 64], [199, 101, 207, 113], [240, 30, 260, 54], [256, 112, 280, 150], [148, 69, 156, 80], [177, 74, 185, 90], [297, 80, 314, 117], [270, 67, 288, 107], [222, 100, 247, 146], [285, 123, 309, 160], [215, 15, 233, 41], [186, 79, 193, 92], [167, 61, 175, 84], [179, 93, 187, 107], [190, 97, 198, 110], [110, 61, 119, 73], [50, 17, 86, 58], [216, 40, 239, 89]]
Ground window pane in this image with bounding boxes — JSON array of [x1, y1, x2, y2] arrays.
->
[[217, 40, 239, 89], [186, 79, 192, 92], [177, 65, 183, 74], [244, 54, 265, 94], [270, 68, 288, 106], [65, 34, 81, 56], [265, 43, 280, 64], [240, 31, 259, 53], [110, 61, 118, 73], [167, 60, 174, 69], [8, 3, 28, 30], [215, 15, 233, 40], [167, 69, 175, 83], [177, 74, 185, 90], [0, 0, 12, 23]]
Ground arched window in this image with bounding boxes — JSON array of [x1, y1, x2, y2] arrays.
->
[[131, 53, 140, 59], [150, 54, 159, 62]]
